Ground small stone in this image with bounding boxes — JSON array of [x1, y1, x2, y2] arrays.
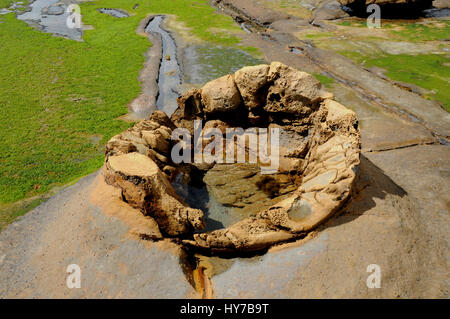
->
[[46, 5, 64, 15]]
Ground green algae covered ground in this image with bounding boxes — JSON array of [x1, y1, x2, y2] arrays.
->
[[300, 18, 450, 111], [0, 0, 257, 227]]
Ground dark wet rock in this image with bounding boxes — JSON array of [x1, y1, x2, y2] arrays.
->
[[338, 0, 434, 17], [264, 62, 332, 116], [103, 62, 360, 252]]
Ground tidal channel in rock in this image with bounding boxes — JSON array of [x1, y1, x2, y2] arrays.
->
[[145, 16, 182, 116]]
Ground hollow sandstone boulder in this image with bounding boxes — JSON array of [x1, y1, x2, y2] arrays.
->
[[103, 111, 205, 236], [102, 62, 361, 252]]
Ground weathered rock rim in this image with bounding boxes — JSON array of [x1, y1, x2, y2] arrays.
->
[[102, 62, 361, 252]]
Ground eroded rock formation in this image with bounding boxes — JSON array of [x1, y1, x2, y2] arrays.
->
[[102, 62, 361, 252], [103, 111, 204, 236]]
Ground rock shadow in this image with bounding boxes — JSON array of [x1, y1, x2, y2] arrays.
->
[[324, 154, 407, 228]]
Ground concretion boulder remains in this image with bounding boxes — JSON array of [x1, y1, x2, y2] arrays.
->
[[102, 62, 361, 252]]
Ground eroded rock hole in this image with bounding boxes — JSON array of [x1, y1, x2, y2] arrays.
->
[[269, 93, 281, 102], [102, 62, 361, 253]]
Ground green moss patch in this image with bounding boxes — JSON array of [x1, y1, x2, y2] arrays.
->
[[313, 73, 335, 88], [390, 20, 450, 42], [365, 54, 450, 111]]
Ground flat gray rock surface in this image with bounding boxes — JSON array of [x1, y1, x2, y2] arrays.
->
[[0, 172, 196, 298]]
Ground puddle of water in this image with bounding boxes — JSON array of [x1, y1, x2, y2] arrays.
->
[[183, 45, 264, 85], [98, 8, 129, 18], [17, 0, 82, 41], [172, 173, 243, 232], [145, 16, 182, 116]]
